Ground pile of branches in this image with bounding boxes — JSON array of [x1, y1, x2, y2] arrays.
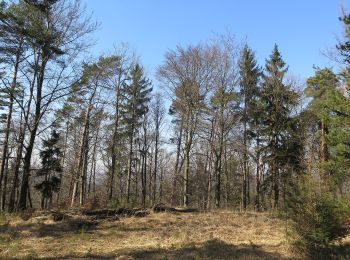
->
[[22, 207, 150, 222]]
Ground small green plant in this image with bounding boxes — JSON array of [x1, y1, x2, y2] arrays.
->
[[287, 177, 350, 258], [79, 225, 89, 240]]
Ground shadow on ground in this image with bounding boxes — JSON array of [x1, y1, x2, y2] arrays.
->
[[123, 239, 289, 260], [4, 239, 294, 260], [0, 218, 98, 239]]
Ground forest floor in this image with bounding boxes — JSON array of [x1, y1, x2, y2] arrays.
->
[[0, 210, 311, 259]]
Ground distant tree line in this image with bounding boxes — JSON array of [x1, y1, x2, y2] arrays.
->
[[0, 0, 348, 223]]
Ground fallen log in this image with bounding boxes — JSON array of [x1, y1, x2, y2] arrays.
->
[[153, 203, 176, 213], [153, 203, 199, 213], [23, 207, 150, 223]]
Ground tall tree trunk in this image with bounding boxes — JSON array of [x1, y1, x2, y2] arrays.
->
[[319, 119, 330, 188], [273, 135, 279, 209], [171, 121, 183, 205], [255, 138, 261, 211], [88, 124, 99, 198], [126, 131, 134, 204], [1, 156, 9, 211], [242, 94, 248, 211], [18, 126, 38, 210], [215, 106, 224, 208], [159, 165, 164, 202], [183, 140, 190, 207], [8, 116, 26, 212], [57, 121, 69, 205], [0, 46, 21, 211], [183, 125, 194, 207], [71, 85, 96, 207], [206, 120, 215, 209], [18, 55, 47, 210], [153, 117, 160, 204], [109, 87, 121, 200]]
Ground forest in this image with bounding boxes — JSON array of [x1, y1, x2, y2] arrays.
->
[[0, 0, 350, 259]]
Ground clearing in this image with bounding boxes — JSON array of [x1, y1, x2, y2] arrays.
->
[[0, 210, 301, 259]]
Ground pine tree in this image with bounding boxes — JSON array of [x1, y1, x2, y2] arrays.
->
[[306, 68, 350, 192]]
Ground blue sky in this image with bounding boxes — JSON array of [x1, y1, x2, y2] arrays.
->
[[83, 0, 350, 83]]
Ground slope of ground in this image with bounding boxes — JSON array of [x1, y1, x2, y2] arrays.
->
[[0, 210, 301, 259]]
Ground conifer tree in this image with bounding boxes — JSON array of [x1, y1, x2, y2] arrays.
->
[[306, 68, 350, 192], [35, 130, 62, 209], [239, 44, 261, 210], [260, 45, 298, 209], [123, 64, 152, 204]]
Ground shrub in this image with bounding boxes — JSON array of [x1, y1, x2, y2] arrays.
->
[[287, 177, 350, 257]]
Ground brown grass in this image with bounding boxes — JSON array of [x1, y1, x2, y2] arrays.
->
[[0, 211, 303, 259]]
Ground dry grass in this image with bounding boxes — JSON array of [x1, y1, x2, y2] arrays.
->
[[0, 210, 303, 259]]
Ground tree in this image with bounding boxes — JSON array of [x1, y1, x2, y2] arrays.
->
[[209, 39, 240, 208], [150, 92, 165, 205], [0, 0, 27, 211], [70, 56, 115, 206], [14, 0, 96, 210], [238, 44, 261, 210], [122, 64, 152, 204], [158, 44, 216, 207], [106, 51, 134, 201], [306, 68, 350, 192], [260, 45, 299, 209], [34, 130, 62, 209]]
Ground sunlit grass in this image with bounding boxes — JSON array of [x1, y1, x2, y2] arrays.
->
[[0, 210, 305, 259]]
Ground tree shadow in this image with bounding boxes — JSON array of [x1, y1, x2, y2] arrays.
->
[[4, 218, 99, 239], [1, 238, 298, 260], [123, 239, 293, 260]]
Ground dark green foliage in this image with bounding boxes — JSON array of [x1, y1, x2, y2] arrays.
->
[[306, 68, 350, 189], [239, 44, 262, 210], [34, 130, 62, 207], [259, 44, 299, 208], [239, 44, 262, 138], [38, 130, 62, 174], [122, 63, 152, 134], [34, 176, 60, 200], [287, 177, 350, 258], [337, 13, 350, 64]]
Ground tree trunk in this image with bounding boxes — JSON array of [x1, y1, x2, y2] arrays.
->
[[0, 46, 21, 211], [126, 132, 134, 204], [109, 87, 121, 200], [255, 138, 261, 211], [183, 142, 190, 207], [71, 85, 96, 207], [215, 106, 224, 208], [153, 117, 160, 204], [18, 55, 47, 210], [171, 121, 183, 205], [8, 117, 26, 212]]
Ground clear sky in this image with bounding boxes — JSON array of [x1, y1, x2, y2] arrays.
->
[[82, 0, 350, 84]]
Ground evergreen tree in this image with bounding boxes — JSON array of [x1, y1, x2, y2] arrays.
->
[[260, 45, 299, 209], [306, 68, 350, 192], [122, 64, 152, 204], [35, 130, 62, 209], [239, 44, 261, 210]]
